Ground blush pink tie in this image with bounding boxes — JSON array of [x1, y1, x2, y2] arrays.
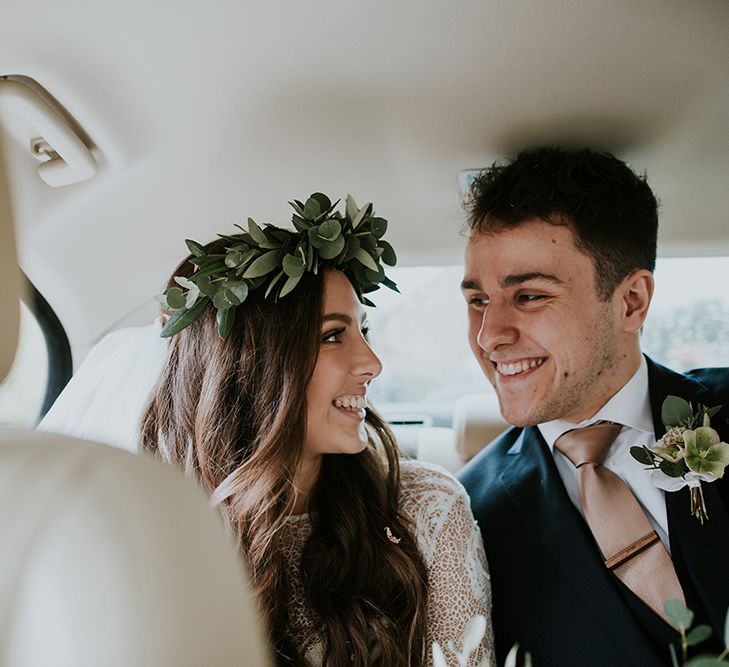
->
[[555, 422, 685, 623]]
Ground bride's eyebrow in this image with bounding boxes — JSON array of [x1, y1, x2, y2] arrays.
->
[[322, 313, 352, 325]]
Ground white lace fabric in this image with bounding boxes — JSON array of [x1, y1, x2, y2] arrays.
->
[[279, 460, 494, 666]]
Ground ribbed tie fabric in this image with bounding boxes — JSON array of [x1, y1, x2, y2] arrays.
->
[[555, 422, 685, 623]]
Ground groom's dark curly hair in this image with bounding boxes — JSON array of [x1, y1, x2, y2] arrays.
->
[[464, 146, 658, 300]]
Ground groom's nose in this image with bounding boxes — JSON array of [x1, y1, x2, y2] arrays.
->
[[476, 303, 519, 352]]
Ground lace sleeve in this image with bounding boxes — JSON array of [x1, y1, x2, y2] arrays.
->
[[401, 462, 494, 667]]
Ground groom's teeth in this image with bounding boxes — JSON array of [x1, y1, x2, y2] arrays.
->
[[497, 358, 545, 376], [333, 395, 367, 410]]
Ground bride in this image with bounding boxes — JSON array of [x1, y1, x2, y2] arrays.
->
[[139, 193, 493, 666]]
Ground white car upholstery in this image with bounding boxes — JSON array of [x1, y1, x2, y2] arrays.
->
[[0, 144, 270, 666], [412, 394, 508, 473]]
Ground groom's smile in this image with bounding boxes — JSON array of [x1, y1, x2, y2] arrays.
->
[[495, 357, 546, 376], [462, 218, 638, 428]]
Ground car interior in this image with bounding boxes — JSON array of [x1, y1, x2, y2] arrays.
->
[[1, 1, 728, 663]]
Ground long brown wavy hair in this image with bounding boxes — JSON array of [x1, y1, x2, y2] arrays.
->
[[140, 238, 429, 665]]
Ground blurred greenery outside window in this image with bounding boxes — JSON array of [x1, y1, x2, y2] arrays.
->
[[367, 257, 729, 419], [1, 257, 724, 429]]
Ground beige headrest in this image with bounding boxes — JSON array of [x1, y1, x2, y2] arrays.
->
[[0, 430, 270, 667], [0, 138, 20, 383], [453, 393, 508, 462]]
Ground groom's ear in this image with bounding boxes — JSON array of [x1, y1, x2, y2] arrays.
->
[[617, 269, 654, 333]]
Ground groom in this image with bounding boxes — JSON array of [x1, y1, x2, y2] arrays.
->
[[458, 147, 729, 666]]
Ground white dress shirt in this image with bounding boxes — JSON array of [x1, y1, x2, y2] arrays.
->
[[538, 357, 671, 552]]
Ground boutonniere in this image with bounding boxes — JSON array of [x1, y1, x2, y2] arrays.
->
[[630, 395, 729, 524]]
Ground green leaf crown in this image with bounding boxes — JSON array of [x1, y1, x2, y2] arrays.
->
[[158, 192, 399, 339]]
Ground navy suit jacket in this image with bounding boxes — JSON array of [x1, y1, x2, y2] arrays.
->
[[458, 358, 729, 667]]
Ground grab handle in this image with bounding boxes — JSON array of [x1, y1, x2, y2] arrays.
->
[[0, 77, 96, 188]]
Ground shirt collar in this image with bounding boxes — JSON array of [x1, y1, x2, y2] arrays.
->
[[539, 356, 654, 451]]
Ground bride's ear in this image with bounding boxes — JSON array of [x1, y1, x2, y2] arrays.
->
[[617, 269, 654, 333]]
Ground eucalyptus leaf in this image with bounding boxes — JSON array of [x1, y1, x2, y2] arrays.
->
[[289, 200, 305, 216], [174, 276, 197, 291], [190, 253, 225, 267], [225, 251, 244, 268], [279, 274, 301, 298], [216, 307, 235, 340], [165, 287, 186, 310], [196, 275, 217, 297], [370, 217, 387, 238], [303, 197, 322, 220], [664, 599, 694, 630], [378, 240, 397, 266], [267, 228, 290, 245], [310, 192, 332, 213], [319, 234, 345, 259], [504, 644, 520, 667], [192, 261, 229, 280], [185, 239, 207, 257], [160, 297, 208, 338], [343, 237, 361, 262], [352, 202, 372, 229], [686, 625, 713, 646], [630, 445, 655, 466], [291, 214, 309, 232], [364, 264, 385, 283], [247, 217, 269, 245], [685, 658, 727, 667], [282, 253, 306, 278], [213, 290, 235, 310], [318, 219, 342, 241], [242, 250, 279, 278], [264, 270, 285, 299], [354, 248, 378, 272], [707, 405, 723, 419], [669, 644, 680, 667], [345, 194, 359, 221], [308, 227, 326, 249], [381, 276, 399, 293], [227, 281, 249, 303], [184, 286, 200, 309], [662, 395, 694, 427], [659, 459, 688, 477], [359, 233, 376, 250]]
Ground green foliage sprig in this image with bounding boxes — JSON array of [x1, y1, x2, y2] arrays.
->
[[630, 396, 729, 523], [157, 193, 398, 339], [663, 599, 729, 666]]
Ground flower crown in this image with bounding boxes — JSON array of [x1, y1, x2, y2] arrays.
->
[[158, 193, 398, 339]]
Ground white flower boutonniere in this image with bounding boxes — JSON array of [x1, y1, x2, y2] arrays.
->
[[630, 396, 729, 524]]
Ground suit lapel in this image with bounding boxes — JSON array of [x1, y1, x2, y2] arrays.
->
[[499, 427, 658, 665], [647, 358, 729, 634]]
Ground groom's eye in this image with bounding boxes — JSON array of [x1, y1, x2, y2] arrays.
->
[[517, 293, 547, 303], [467, 295, 489, 308]]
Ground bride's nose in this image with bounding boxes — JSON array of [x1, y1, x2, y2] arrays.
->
[[351, 338, 382, 380]]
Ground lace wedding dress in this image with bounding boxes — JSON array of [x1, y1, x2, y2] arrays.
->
[[280, 460, 494, 666]]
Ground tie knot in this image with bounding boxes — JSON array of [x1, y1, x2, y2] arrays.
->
[[555, 421, 622, 468]]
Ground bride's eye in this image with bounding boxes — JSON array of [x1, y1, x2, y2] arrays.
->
[[322, 328, 344, 344], [361, 325, 370, 339]]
